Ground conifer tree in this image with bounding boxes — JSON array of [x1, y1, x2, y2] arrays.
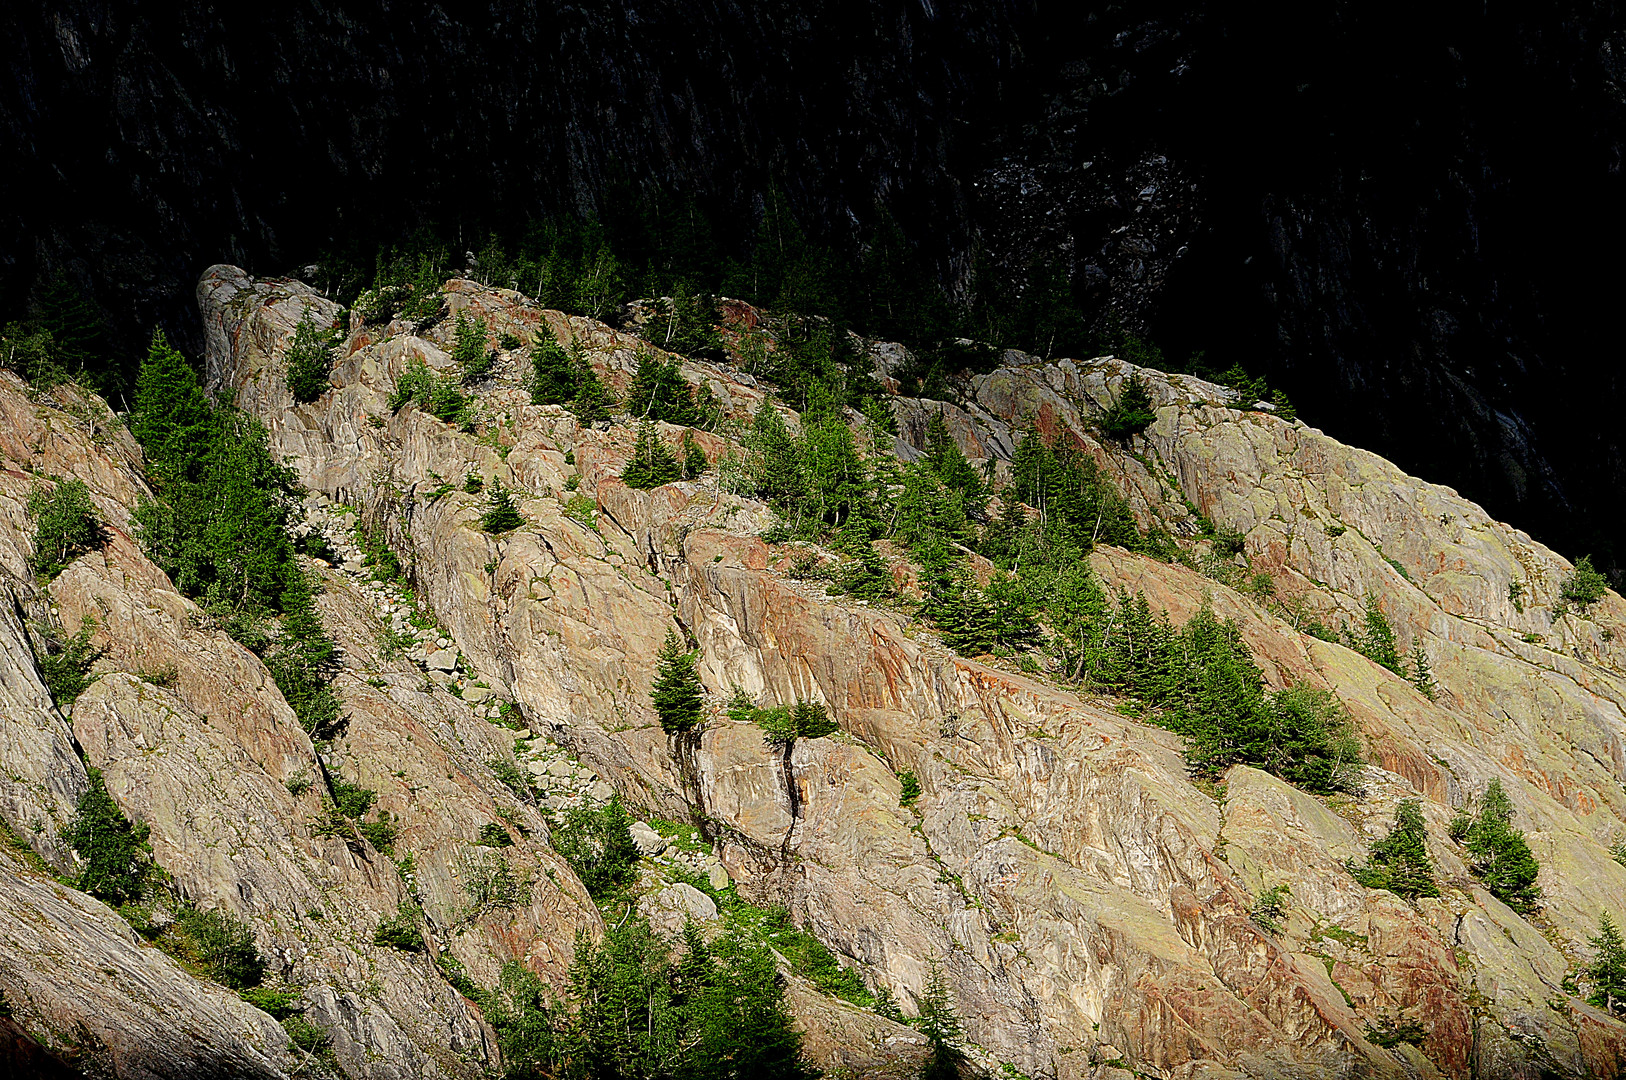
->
[[1588, 912, 1626, 1015], [285, 308, 335, 403], [923, 411, 983, 503], [1561, 555, 1608, 610], [681, 430, 709, 480], [37, 271, 108, 368], [132, 329, 215, 483], [65, 767, 152, 906], [1409, 642, 1438, 701], [628, 347, 702, 425], [1100, 373, 1157, 440], [530, 332, 578, 405], [568, 353, 616, 424], [915, 959, 964, 1080], [749, 399, 806, 516], [452, 310, 493, 380], [651, 630, 704, 734], [622, 422, 682, 489], [1452, 779, 1542, 913], [480, 479, 526, 533], [1345, 594, 1403, 675], [1350, 800, 1440, 899]]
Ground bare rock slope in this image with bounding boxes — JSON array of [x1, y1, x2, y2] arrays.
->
[[1, 265, 1624, 1080]]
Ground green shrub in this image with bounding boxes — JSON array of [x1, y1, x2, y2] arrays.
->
[[898, 770, 920, 806], [281, 1015, 331, 1057], [240, 985, 300, 1018], [35, 616, 103, 707], [464, 472, 484, 494], [651, 630, 704, 735], [1208, 523, 1246, 559], [358, 816, 398, 855], [168, 906, 266, 989], [489, 757, 533, 801], [388, 356, 473, 427], [461, 847, 529, 914], [285, 309, 335, 403], [755, 705, 798, 748], [332, 780, 376, 819], [477, 822, 514, 848], [1451, 779, 1541, 913], [27, 477, 106, 581], [480, 479, 526, 533], [780, 926, 872, 1006], [373, 902, 426, 952], [1350, 800, 1439, 900], [1099, 374, 1157, 440], [64, 767, 152, 906], [1250, 883, 1291, 934], [1561, 555, 1608, 610], [550, 796, 638, 898], [1363, 1016, 1426, 1049], [563, 493, 597, 531]]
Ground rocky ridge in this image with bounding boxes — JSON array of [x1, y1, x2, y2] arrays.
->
[[1, 265, 1624, 1080]]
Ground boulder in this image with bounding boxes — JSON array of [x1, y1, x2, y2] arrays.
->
[[629, 821, 668, 856], [638, 883, 717, 936]]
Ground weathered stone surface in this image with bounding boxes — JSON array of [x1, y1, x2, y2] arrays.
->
[[638, 882, 717, 936], [0, 847, 289, 1080], [628, 821, 667, 856], [20, 264, 1605, 1079]]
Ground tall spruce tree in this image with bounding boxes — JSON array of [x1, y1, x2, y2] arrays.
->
[[651, 630, 704, 734], [132, 329, 215, 483], [1453, 779, 1542, 913], [1588, 912, 1626, 1015]]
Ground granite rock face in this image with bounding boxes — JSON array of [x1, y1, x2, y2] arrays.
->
[[3, 268, 1625, 1078]]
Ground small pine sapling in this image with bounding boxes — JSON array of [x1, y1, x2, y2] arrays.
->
[[284, 308, 335, 403], [480, 480, 526, 534], [681, 429, 709, 480], [1350, 800, 1440, 900], [621, 422, 681, 489]]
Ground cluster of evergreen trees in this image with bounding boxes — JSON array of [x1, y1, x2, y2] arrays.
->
[[128, 331, 340, 736], [308, 186, 1297, 410], [487, 922, 817, 1080]]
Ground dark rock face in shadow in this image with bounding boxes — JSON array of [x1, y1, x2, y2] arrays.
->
[[3, 2, 1625, 574]]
